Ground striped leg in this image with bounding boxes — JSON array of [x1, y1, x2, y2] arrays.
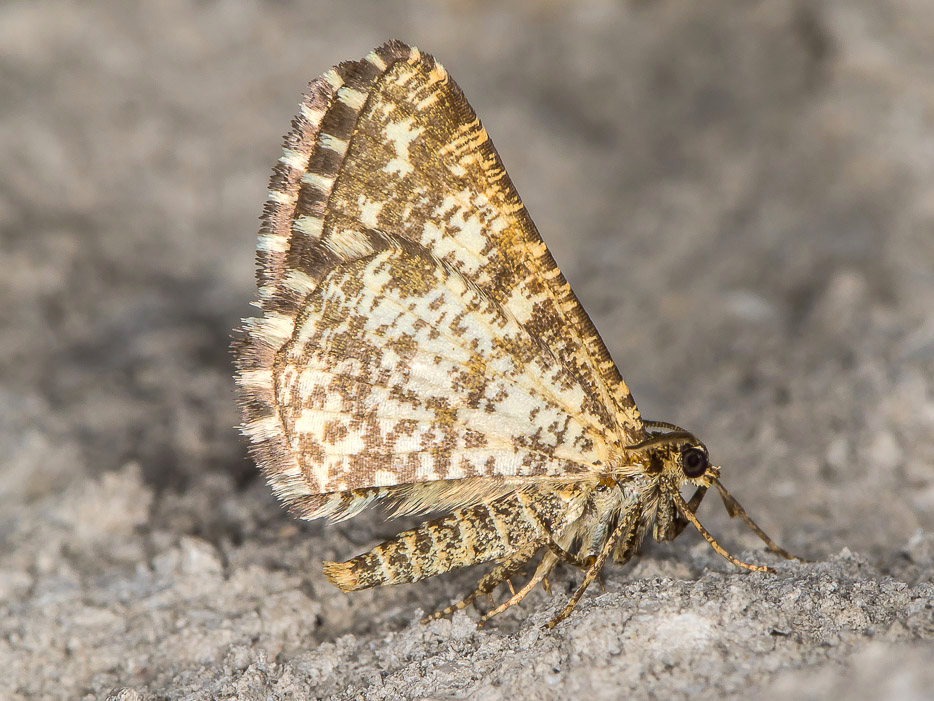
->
[[712, 479, 805, 561], [546, 538, 593, 569], [478, 550, 560, 626], [546, 503, 641, 629], [666, 485, 708, 541], [423, 539, 543, 622]]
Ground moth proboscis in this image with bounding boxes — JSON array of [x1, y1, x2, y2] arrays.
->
[[233, 40, 805, 629]]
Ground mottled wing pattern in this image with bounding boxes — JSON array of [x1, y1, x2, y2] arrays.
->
[[234, 41, 644, 520]]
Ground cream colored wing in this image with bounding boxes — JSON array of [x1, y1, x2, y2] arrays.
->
[[234, 41, 643, 519]]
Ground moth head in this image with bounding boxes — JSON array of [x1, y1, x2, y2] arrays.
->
[[626, 422, 720, 487], [627, 424, 802, 569]]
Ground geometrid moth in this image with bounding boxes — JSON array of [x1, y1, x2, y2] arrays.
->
[[234, 41, 802, 628]]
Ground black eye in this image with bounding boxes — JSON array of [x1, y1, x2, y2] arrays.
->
[[681, 447, 708, 478]]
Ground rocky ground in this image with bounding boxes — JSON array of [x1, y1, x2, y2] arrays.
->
[[1, 1, 933, 699]]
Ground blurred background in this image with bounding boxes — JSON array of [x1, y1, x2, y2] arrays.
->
[[1, 1, 933, 697]]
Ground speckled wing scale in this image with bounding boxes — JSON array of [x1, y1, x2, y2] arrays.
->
[[234, 40, 802, 628]]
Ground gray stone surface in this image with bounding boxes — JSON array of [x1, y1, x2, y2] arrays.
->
[[2, 1, 933, 699]]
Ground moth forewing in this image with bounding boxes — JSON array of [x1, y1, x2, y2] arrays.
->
[[234, 40, 803, 630]]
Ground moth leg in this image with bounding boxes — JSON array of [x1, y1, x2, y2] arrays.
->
[[666, 485, 708, 540], [545, 539, 592, 570], [712, 479, 807, 562], [546, 505, 641, 629], [478, 550, 560, 626], [506, 488, 591, 572], [423, 540, 541, 623], [612, 526, 640, 564], [544, 543, 606, 590], [668, 486, 774, 572]]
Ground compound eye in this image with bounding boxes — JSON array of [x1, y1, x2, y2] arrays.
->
[[681, 447, 708, 478]]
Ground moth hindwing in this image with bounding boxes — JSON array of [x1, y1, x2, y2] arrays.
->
[[234, 40, 803, 629]]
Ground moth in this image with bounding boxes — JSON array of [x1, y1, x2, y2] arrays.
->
[[234, 40, 802, 628]]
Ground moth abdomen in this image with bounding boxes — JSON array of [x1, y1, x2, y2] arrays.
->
[[323, 498, 545, 591]]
